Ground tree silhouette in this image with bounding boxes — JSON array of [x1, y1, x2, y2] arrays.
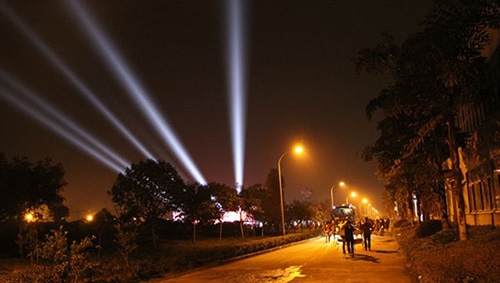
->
[[355, 0, 500, 239], [109, 159, 184, 248], [209, 182, 239, 240]]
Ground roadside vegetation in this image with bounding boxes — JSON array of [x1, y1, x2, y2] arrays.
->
[[394, 221, 500, 283], [0, 154, 326, 282], [357, 0, 500, 238]]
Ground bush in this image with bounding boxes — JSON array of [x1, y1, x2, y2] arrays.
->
[[429, 229, 458, 244], [415, 220, 442, 238], [395, 225, 500, 282], [393, 219, 409, 228], [146, 230, 321, 275], [13, 227, 97, 282]]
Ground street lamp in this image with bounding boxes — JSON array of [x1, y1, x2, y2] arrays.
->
[[330, 181, 346, 208], [360, 198, 368, 216], [346, 191, 357, 204], [25, 213, 34, 222], [278, 144, 304, 236], [86, 214, 94, 222]]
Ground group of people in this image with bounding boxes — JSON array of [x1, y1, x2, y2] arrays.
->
[[323, 217, 389, 255]]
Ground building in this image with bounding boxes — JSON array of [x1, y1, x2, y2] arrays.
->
[[447, 31, 500, 226]]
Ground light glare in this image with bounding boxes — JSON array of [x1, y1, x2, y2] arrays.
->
[[25, 213, 34, 222], [0, 87, 125, 173], [226, 0, 247, 191], [0, 5, 155, 161], [0, 69, 130, 168], [294, 146, 304, 154], [67, 0, 206, 185]]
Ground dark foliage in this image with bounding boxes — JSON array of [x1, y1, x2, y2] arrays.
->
[[415, 220, 442, 238]]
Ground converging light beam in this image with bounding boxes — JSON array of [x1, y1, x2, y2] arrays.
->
[[0, 87, 125, 173], [226, 0, 248, 192], [0, 69, 130, 168], [0, 4, 156, 161], [66, 0, 207, 185]]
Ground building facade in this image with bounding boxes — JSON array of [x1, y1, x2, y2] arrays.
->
[[447, 40, 500, 227]]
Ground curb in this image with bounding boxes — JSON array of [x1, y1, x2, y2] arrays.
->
[[155, 234, 321, 282]]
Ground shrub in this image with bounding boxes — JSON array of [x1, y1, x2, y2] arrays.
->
[[415, 220, 442, 238], [14, 227, 97, 282], [429, 229, 458, 244], [393, 219, 409, 228], [396, 225, 500, 282]]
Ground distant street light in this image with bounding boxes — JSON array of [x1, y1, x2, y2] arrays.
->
[[25, 213, 34, 222], [360, 198, 368, 216], [346, 191, 357, 204], [86, 214, 94, 222], [278, 144, 304, 236], [330, 181, 346, 208]]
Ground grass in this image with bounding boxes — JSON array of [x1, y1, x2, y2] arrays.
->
[[395, 224, 500, 283], [0, 230, 320, 282], [138, 231, 321, 276]]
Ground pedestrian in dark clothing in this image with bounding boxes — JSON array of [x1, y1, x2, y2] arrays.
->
[[360, 217, 373, 251], [344, 221, 355, 255], [323, 221, 331, 243]]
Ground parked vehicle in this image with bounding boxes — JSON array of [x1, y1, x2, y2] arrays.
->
[[331, 205, 363, 244]]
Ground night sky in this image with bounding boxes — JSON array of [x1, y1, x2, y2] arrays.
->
[[0, 0, 432, 216]]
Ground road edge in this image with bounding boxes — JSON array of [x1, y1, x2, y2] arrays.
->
[[154, 235, 321, 282]]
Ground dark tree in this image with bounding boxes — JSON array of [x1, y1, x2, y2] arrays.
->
[[355, 0, 500, 240], [109, 159, 184, 248], [263, 169, 284, 234], [0, 156, 66, 221], [287, 200, 313, 232], [0, 155, 66, 256], [208, 182, 239, 240], [240, 183, 267, 236], [93, 208, 116, 258], [51, 203, 69, 223], [173, 183, 219, 243]]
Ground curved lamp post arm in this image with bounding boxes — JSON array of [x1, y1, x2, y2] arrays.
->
[[278, 152, 287, 236], [330, 184, 337, 208]]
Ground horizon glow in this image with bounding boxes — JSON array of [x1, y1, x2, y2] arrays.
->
[[66, 0, 207, 185], [0, 69, 130, 169], [0, 4, 156, 161], [0, 87, 125, 173], [226, 0, 247, 192]]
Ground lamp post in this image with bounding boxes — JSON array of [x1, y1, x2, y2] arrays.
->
[[278, 145, 304, 236], [360, 198, 368, 217], [330, 181, 346, 208], [346, 191, 357, 205]]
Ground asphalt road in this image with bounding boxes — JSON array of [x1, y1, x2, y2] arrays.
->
[[159, 233, 411, 283]]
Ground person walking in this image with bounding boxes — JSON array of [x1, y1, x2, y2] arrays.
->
[[344, 220, 355, 255], [324, 221, 331, 243], [360, 217, 373, 251], [338, 221, 347, 254]]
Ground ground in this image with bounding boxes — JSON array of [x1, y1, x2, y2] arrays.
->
[[158, 233, 410, 283]]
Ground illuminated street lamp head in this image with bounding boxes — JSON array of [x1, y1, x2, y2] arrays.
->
[[350, 192, 357, 198], [339, 181, 346, 187], [25, 213, 34, 222], [362, 198, 368, 204], [86, 214, 94, 222], [294, 145, 304, 154]]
